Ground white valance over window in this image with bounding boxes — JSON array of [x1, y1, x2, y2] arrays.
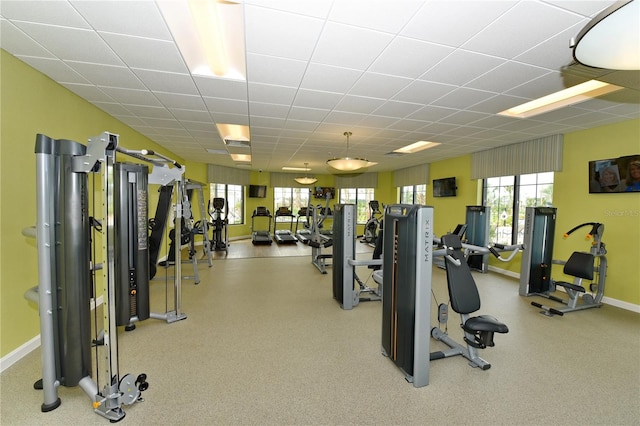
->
[[393, 164, 430, 187], [334, 172, 378, 188], [471, 134, 563, 179], [207, 164, 250, 185]]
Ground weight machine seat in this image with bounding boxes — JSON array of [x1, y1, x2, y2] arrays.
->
[[554, 251, 594, 293], [442, 233, 508, 349]]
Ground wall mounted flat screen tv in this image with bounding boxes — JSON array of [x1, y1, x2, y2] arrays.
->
[[248, 184, 267, 198], [433, 177, 457, 197], [589, 154, 640, 193], [314, 187, 335, 199]]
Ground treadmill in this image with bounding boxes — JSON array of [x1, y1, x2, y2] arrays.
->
[[251, 207, 273, 245], [273, 206, 297, 244], [295, 207, 312, 244]]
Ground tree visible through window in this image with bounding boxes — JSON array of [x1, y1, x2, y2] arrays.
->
[[400, 184, 426, 204], [339, 188, 375, 224], [209, 183, 244, 225], [484, 172, 553, 245]]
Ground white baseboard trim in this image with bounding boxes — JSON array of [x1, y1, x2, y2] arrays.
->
[[1, 335, 40, 373], [1, 295, 104, 374], [488, 265, 640, 313]]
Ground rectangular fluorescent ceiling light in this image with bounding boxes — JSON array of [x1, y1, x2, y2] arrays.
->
[[394, 141, 440, 154], [282, 166, 309, 171], [216, 123, 250, 147], [230, 153, 251, 162], [498, 79, 624, 118], [157, 0, 246, 80]]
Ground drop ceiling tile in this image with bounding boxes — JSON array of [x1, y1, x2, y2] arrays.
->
[[373, 101, 423, 119], [0, 19, 56, 58], [407, 105, 457, 122], [15, 56, 89, 84], [358, 115, 398, 128], [59, 83, 116, 103], [244, 0, 332, 19], [155, 92, 207, 110], [139, 117, 185, 129], [394, 80, 455, 104], [249, 102, 290, 119], [203, 97, 248, 115], [209, 112, 250, 126], [466, 61, 549, 93], [387, 119, 427, 132], [70, 1, 172, 40], [248, 83, 297, 105], [112, 115, 147, 127], [245, 6, 324, 60], [514, 24, 584, 70], [420, 50, 503, 86], [169, 109, 212, 122], [181, 121, 217, 132], [246, 54, 307, 87], [542, 1, 614, 17], [324, 111, 368, 125], [349, 72, 412, 99], [401, 1, 517, 47], [462, 1, 583, 59], [1, 1, 90, 28], [132, 69, 198, 94], [433, 87, 496, 110], [99, 87, 161, 106], [467, 93, 530, 114], [328, 1, 424, 33], [372, 37, 454, 79], [193, 76, 248, 100], [300, 63, 363, 94], [439, 111, 491, 126], [92, 102, 134, 116], [311, 22, 394, 70], [66, 62, 145, 89], [100, 33, 188, 74], [293, 89, 343, 110], [126, 105, 174, 119], [334, 95, 386, 115], [287, 106, 330, 122], [11, 21, 123, 65]]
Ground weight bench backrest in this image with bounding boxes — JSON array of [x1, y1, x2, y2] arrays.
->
[[441, 233, 481, 315], [563, 251, 595, 280]]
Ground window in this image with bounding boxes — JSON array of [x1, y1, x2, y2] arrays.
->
[[483, 172, 553, 245], [209, 183, 244, 225], [400, 184, 426, 204], [339, 187, 375, 224], [273, 187, 310, 221]]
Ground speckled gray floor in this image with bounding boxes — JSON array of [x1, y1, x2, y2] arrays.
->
[[2, 251, 639, 425]]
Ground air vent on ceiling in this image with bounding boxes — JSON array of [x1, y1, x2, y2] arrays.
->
[[206, 149, 228, 154], [224, 138, 251, 148]]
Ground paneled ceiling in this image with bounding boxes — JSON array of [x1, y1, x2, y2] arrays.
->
[[1, 0, 639, 173]]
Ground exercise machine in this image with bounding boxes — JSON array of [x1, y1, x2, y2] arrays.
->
[[361, 200, 382, 246], [528, 220, 608, 316], [381, 204, 433, 388], [273, 206, 297, 244], [430, 233, 509, 370], [251, 207, 273, 245], [519, 206, 558, 297], [27, 132, 156, 421], [465, 205, 490, 272], [208, 197, 228, 251], [294, 206, 312, 244], [332, 204, 382, 310]]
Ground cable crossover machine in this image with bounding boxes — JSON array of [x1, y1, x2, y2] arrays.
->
[[23, 131, 188, 422]]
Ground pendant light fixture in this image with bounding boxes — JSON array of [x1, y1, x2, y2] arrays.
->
[[294, 163, 317, 185], [327, 132, 370, 172]]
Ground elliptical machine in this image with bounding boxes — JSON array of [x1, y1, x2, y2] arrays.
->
[[362, 200, 381, 246], [209, 197, 228, 251]]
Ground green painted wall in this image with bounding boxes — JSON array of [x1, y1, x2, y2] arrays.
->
[[552, 119, 640, 304], [0, 50, 183, 357]]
